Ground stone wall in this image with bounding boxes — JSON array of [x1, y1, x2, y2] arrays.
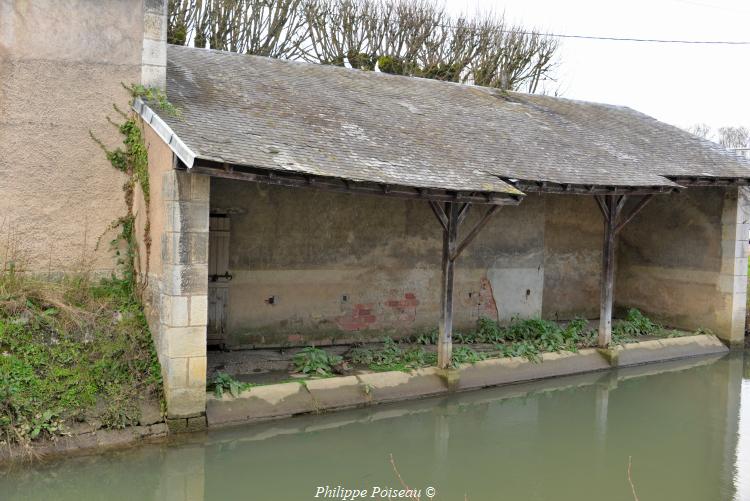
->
[[210, 180, 546, 347], [137, 125, 209, 417], [617, 187, 748, 345], [0, 0, 152, 273]]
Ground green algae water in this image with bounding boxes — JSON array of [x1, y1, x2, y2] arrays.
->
[[2, 352, 749, 501]]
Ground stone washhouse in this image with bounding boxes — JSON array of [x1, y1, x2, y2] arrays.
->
[[131, 45, 750, 419]]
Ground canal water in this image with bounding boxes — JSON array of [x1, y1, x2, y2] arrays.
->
[[2, 352, 749, 501]]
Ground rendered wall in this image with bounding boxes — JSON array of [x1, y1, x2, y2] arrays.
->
[[210, 180, 546, 347], [542, 195, 603, 320], [210, 183, 747, 348], [0, 0, 144, 273], [617, 187, 748, 345]]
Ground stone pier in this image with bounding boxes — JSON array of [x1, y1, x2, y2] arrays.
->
[[157, 170, 210, 418]]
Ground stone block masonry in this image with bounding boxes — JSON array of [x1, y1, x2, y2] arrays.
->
[[142, 0, 167, 90], [718, 187, 750, 346], [158, 170, 210, 418]]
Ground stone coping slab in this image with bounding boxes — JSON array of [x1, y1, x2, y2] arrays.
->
[[457, 348, 611, 391], [305, 375, 368, 411], [207, 382, 315, 426], [205, 335, 729, 428], [356, 367, 449, 404], [613, 334, 728, 367]]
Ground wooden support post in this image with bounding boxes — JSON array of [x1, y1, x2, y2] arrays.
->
[[438, 202, 459, 369], [431, 202, 502, 368], [598, 196, 618, 347], [594, 194, 655, 347]]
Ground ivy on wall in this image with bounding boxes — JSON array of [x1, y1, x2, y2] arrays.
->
[[90, 84, 180, 288]]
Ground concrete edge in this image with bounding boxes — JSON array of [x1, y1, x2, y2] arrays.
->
[[614, 334, 728, 367], [456, 348, 611, 391], [204, 335, 730, 428]]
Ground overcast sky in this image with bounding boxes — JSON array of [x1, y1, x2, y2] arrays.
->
[[444, 0, 749, 133]]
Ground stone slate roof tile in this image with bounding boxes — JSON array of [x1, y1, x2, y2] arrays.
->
[[153, 45, 750, 193]]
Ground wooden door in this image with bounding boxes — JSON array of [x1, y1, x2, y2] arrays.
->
[[208, 215, 231, 346]]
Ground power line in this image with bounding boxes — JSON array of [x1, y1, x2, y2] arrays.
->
[[523, 31, 750, 45], [435, 23, 750, 45]]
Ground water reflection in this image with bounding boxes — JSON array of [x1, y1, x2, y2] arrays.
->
[[1, 352, 747, 501], [735, 354, 750, 497]]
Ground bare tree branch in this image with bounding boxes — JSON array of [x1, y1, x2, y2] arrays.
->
[[169, 0, 560, 93]]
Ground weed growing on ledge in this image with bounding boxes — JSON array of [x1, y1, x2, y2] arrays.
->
[[128, 83, 182, 118], [308, 310, 706, 377], [293, 347, 343, 376], [450, 346, 487, 367], [211, 372, 253, 398], [612, 308, 663, 343]]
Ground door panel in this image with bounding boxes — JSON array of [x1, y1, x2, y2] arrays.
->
[[208, 215, 230, 346]]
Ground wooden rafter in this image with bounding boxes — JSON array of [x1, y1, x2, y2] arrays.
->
[[189, 161, 522, 206], [513, 180, 680, 196]]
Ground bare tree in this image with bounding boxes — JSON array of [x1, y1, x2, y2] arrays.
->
[[686, 124, 750, 150], [170, 0, 308, 57], [686, 123, 712, 140], [168, 0, 560, 93], [469, 15, 558, 92], [302, 0, 382, 67], [718, 126, 749, 149]]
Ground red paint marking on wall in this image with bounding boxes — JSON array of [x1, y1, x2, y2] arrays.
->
[[335, 303, 377, 331], [385, 292, 419, 323], [478, 277, 499, 320]]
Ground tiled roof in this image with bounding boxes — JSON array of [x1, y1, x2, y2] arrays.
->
[[140, 45, 750, 194]]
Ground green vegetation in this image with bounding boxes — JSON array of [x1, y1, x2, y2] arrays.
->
[[129, 83, 182, 118], [211, 372, 252, 398], [389, 310, 692, 365], [0, 84, 173, 450], [293, 346, 343, 376], [0, 269, 162, 448], [89, 83, 177, 282], [349, 338, 489, 371], [612, 308, 663, 342], [350, 339, 437, 372], [450, 346, 487, 366], [405, 316, 592, 363]]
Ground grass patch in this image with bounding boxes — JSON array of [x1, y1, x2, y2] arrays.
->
[[0, 269, 161, 448]]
